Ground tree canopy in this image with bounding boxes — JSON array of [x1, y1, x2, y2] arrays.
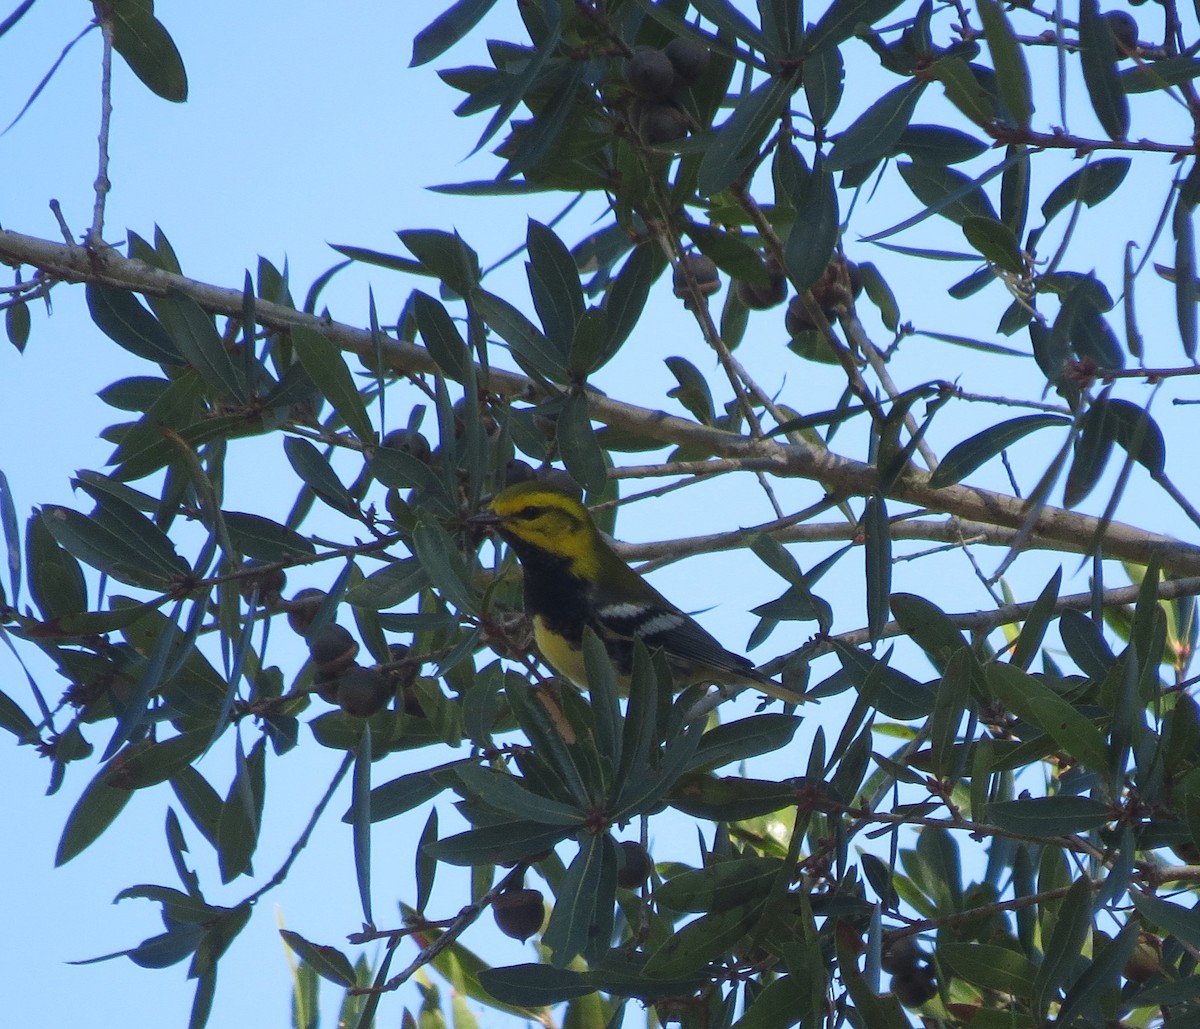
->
[[4, 0, 1200, 1027]]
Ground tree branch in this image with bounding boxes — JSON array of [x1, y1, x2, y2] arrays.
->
[[3, 228, 1200, 577]]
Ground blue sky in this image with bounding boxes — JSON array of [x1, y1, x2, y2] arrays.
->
[[2, 2, 1198, 1027]]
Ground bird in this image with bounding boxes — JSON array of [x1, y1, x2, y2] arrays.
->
[[470, 478, 804, 705]]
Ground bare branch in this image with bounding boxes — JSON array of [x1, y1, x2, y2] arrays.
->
[[2, 228, 1200, 575]]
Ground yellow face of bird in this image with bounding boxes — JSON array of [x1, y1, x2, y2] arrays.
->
[[484, 481, 601, 580]]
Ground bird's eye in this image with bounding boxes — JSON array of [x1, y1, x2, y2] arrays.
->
[[515, 506, 544, 521]]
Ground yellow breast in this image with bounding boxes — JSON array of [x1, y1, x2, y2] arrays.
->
[[532, 615, 591, 689]]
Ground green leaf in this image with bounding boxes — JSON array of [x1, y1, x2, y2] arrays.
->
[[987, 662, 1109, 771], [938, 943, 1037, 995], [424, 820, 571, 866], [473, 288, 566, 382], [410, 0, 500, 66], [527, 220, 583, 355], [1011, 567, 1063, 671], [358, 766, 450, 823], [827, 79, 925, 172], [1078, 0, 1129, 140], [110, 1, 188, 102], [279, 931, 357, 988], [477, 964, 597, 1006], [216, 739, 265, 883], [664, 356, 716, 425], [854, 262, 900, 331], [399, 229, 481, 299], [557, 392, 607, 494], [1121, 55, 1200, 93], [345, 558, 430, 610], [56, 750, 135, 864], [329, 244, 424, 275], [411, 518, 476, 614], [600, 244, 662, 370], [150, 290, 247, 403], [890, 593, 969, 674], [689, 0, 771, 52], [897, 160, 998, 226], [985, 795, 1111, 835], [117, 730, 210, 789], [26, 511, 88, 620], [961, 215, 1025, 274], [804, 44, 844, 128], [291, 325, 376, 442], [412, 290, 471, 383], [454, 764, 584, 826], [1131, 892, 1200, 950], [667, 772, 798, 821], [803, 0, 906, 56], [6, 298, 29, 351], [542, 834, 618, 966], [466, 6, 560, 159], [283, 437, 356, 516], [1175, 195, 1197, 360], [976, 0, 1032, 128], [222, 511, 315, 562], [40, 501, 186, 589], [171, 766, 223, 848], [928, 414, 1070, 488], [894, 124, 987, 165], [1065, 396, 1164, 506], [686, 222, 770, 283], [927, 57, 996, 126], [1032, 877, 1093, 1014], [87, 283, 181, 364], [863, 496, 890, 645], [0, 686, 36, 744], [697, 74, 795, 197], [784, 157, 840, 289], [643, 902, 761, 979], [655, 857, 783, 914], [1056, 922, 1139, 1025], [687, 714, 802, 772], [1061, 410, 1109, 511], [1040, 158, 1131, 225]]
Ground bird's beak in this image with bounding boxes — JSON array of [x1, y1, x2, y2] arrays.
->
[[468, 508, 501, 529]]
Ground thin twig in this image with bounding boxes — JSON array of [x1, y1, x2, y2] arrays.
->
[[88, 10, 115, 248], [795, 574, 1200, 662], [48, 200, 74, 245], [243, 752, 354, 907]]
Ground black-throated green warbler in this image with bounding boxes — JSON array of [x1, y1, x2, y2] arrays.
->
[[472, 480, 804, 705]]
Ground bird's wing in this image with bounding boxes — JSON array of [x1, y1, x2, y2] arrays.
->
[[588, 567, 760, 684]]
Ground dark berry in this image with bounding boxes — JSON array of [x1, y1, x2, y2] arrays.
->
[[785, 295, 818, 337], [1124, 933, 1163, 982], [673, 254, 720, 309], [493, 888, 545, 941], [664, 37, 711, 85], [880, 935, 922, 974], [1105, 10, 1138, 56], [638, 103, 688, 145], [536, 467, 583, 497], [238, 562, 286, 604], [616, 841, 653, 888], [309, 623, 359, 677], [624, 48, 675, 98], [504, 459, 537, 487], [736, 256, 787, 310], [336, 665, 392, 718], [890, 966, 937, 1008], [381, 428, 431, 464], [286, 588, 327, 636]]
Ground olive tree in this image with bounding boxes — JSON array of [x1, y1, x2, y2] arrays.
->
[[3, 0, 1200, 1026]]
